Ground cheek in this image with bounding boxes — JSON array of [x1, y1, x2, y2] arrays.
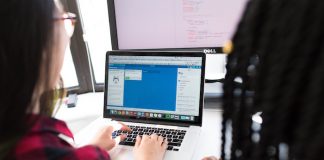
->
[[52, 22, 70, 87]]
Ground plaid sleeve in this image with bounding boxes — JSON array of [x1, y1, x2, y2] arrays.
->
[[11, 115, 112, 160]]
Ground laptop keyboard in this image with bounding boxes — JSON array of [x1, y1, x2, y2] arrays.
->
[[112, 125, 186, 151]]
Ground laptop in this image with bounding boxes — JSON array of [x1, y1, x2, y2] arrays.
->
[[104, 50, 206, 160]]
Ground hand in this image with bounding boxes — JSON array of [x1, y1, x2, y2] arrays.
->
[[133, 134, 168, 160], [202, 156, 219, 160], [90, 122, 131, 151]]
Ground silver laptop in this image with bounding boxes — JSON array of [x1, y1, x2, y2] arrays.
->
[[104, 51, 206, 160]]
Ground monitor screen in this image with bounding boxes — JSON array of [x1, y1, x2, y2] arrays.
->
[[104, 53, 205, 125], [108, 0, 247, 50]]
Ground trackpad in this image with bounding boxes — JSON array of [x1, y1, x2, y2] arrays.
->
[[109, 146, 133, 160]]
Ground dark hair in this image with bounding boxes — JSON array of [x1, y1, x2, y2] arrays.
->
[[221, 0, 324, 159], [0, 0, 60, 152]]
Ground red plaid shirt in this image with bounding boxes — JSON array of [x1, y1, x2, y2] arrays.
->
[[8, 115, 111, 160]]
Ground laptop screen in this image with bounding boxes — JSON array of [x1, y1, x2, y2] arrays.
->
[[104, 52, 205, 126]]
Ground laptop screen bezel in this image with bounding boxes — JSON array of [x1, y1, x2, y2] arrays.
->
[[103, 50, 205, 127]]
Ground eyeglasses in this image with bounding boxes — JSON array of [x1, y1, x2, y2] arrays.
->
[[54, 12, 77, 37]]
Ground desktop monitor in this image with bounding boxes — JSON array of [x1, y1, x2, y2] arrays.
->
[[107, 0, 248, 50], [107, 0, 248, 80]]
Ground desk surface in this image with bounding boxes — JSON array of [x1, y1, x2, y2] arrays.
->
[[55, 92, 222, 159]]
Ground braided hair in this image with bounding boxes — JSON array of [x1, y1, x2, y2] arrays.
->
[[221, 0, 324, 159]]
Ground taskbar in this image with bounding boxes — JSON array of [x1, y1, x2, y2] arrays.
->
[[108, 109, 195, 121]]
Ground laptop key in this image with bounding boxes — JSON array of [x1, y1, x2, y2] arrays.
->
[[168, 142, 181, 146], [177, 132, 185, 136], [172, 139, 182, 143], [119, 141, 135, 146]]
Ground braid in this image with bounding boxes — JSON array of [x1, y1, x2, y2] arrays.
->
[[221, 0, 324, 159]]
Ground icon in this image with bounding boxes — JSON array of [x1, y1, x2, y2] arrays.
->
[[125, 111, 129, 115], [170, 115, 175, 119], [150, 113, 154, 117], [174, 115, 179, 119], [190, 116, 194, 121], [118, 111, 121, 115], [122, 111, 126, 115], [185, 116, 190, 120], [154, 113, 158, 118], [158, 114, 162, 118], [145, 112, 150, 117], [113, 76, 119, 84], [180, 116, 186, 120], [166, 114, 171, 119], [110, 110, 114, 114]]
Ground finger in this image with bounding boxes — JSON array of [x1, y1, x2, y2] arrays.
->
[[157, 135, 164, 144], [162, 138, 168, 149], [105, 126, 114, 135], [201, 156, 218, 160], [114, 136, 122, 147], [135, 135, 142, 147], [118, 134, 127, 141], [109, 121, 122, 132], [118, 122, 132, 131], [142, 134, 150, 141], [150, 133, 158, 141]]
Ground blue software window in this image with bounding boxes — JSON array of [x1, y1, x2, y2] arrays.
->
[[110, 64, 178, 111]]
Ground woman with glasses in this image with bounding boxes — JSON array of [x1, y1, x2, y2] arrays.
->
[[0, 0, 167, 159]]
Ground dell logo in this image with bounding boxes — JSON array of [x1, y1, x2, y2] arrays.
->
[[203, 49, 217, 54]]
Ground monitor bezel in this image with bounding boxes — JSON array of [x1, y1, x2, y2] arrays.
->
[[103, 50, 206, 127]]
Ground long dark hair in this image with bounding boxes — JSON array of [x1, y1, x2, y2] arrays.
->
[[222, 0, 324, 159], [0, 0, 61, 152]]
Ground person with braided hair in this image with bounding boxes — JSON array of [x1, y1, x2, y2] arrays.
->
[[204, 0, 324, 159]]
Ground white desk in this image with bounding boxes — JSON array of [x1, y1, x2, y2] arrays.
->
[[55, 92, 222, 159], [55, 93, 104, 133]]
